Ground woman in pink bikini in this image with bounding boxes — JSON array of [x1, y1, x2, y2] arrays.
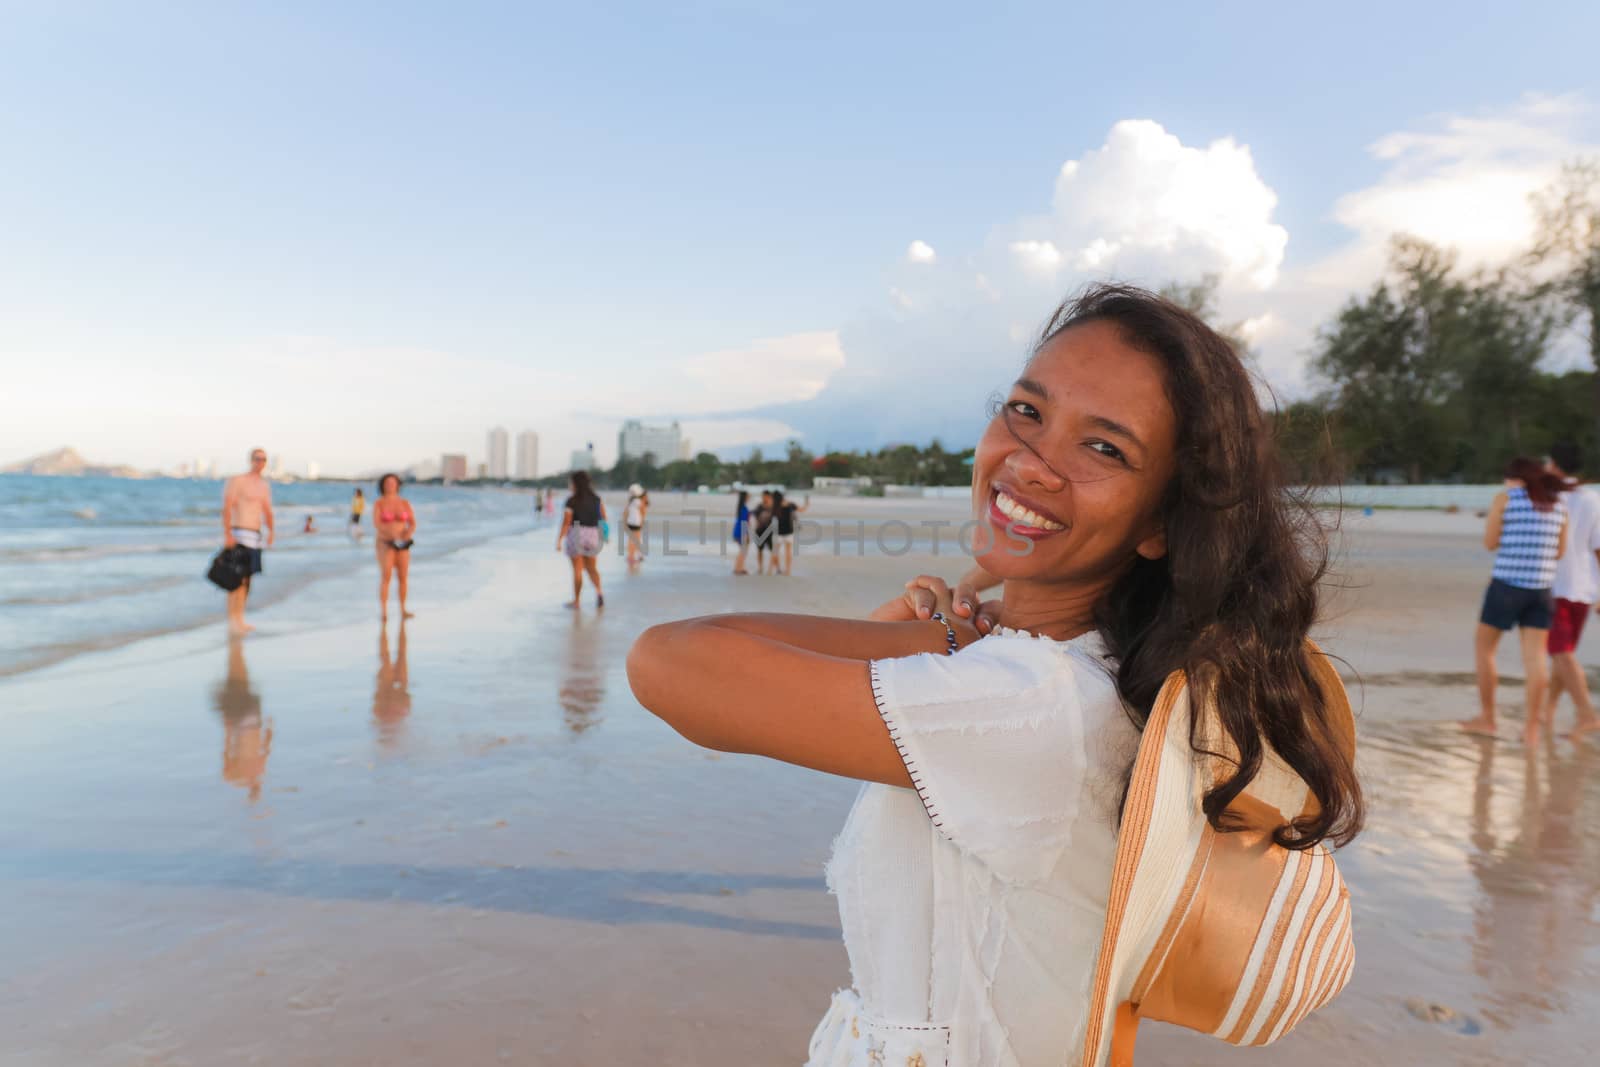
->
[[373, 473, 417, 620]]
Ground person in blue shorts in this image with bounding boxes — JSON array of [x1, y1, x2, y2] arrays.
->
[[1461, 457, 1570, 744]]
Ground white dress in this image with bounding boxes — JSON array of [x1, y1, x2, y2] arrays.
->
[[807, 628, 1140, 1067]]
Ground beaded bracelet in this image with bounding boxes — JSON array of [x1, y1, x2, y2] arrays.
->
[[929, 611, 960, 656]]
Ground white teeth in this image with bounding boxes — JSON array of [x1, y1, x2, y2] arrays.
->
[[995, 491, 1065, 531]]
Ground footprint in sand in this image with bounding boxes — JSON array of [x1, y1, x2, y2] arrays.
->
[[1403, 997, 1482, 1036]]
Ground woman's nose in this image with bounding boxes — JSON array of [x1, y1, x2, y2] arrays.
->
[[1005, 445, 1067, 492]]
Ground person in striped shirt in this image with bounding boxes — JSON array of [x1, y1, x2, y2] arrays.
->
[[1462, 457, 1570, 745]]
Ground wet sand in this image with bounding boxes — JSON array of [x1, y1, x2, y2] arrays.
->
[[1, 499, 1596, 1065]]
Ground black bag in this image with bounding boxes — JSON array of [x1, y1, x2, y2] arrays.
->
[[207, 546, 250, 591]]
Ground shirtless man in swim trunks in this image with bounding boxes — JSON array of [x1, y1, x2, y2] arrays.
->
[[222, 448, 276, 634]]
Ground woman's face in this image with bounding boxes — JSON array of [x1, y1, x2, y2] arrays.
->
[[381, 477, 398, 496], [970, 319, 1177, 584]]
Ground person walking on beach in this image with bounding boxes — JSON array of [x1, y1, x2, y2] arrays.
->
[[627, 285, 1364, 1066], [751, 490, 775, 574], [1542, 443, 1600, 741], [731, 490, 751, 575], [349, 488, 365, 538], [373, 473, 416, 621], [221, 447, 275, 635], [771, 490, 809, 575], [623, 483, 648, 566], [1462, 457, 1569, 745], [557, 470, 606, 608]]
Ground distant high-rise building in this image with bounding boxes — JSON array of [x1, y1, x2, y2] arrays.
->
[[617, 419, 684, 465], [568, 443, 596, 472], [270, 455, 286, 480], [440, 453, 468, 482], [306, 460, 320, 481], [515, 431, 540, 480], [476, 462, 488, 480], [487, 427, 510, 480]]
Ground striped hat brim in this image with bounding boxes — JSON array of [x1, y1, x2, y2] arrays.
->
[[1079, 642, 1356, 1066]]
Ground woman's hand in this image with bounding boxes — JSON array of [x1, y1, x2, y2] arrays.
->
[[869, 574, 1002, 639]]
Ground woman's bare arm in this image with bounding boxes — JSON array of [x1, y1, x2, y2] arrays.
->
[[694, 611, 963, 660], [1483, 492, 1508, 552], [628, 617, 923, 786]]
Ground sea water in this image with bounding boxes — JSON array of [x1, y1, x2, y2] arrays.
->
[[0, 475, 541, 676]]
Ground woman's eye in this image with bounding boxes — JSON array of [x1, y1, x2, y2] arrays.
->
[[1087, 440, 1127, 463], [1006, 400, 1041, 421]]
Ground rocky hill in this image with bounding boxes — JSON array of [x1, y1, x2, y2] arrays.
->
[[1, 447, 149, 478]]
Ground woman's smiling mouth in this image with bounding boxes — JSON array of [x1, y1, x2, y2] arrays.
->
[[988, 486, 1069, 539]]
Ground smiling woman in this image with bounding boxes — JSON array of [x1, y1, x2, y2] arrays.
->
[[625, 284, 1363, 1067]]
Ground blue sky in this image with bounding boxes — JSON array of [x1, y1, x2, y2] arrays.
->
[[4, 1, 1598, 475]]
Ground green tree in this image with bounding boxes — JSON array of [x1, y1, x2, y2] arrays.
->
[[692, 450, 722, 488], [658, 459, 696, 489], [1529, 159, 1600, 446], [1270, 401, 1345, 485], [1159, 273, 1254, 356], [1452, 273, 1558, 470], [1311, 238, 1472, 483]]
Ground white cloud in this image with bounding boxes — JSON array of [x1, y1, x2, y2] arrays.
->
[[780, 98, 1598, 444], [676, 417, 799, 453], [1266, 93, 1600, 389], [1318, 93, 1594, 279], [1049, 121, 1286, 289], [905, 239, 937, 264], [1039, 119, 1288, 290], [1008, 239, 1063, 274], [673, 331, 845, 412], [773, 118, 1297, 448], [1237, 312, 1277, 344]]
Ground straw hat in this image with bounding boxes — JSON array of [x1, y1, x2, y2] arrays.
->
[[628, 483, 644, 496], [1080, 641, 1357, 1066]]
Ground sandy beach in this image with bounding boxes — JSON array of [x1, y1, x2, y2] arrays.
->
[[1, 495, 1596, 1066]]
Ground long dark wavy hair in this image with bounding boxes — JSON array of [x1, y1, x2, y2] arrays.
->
[[1504, 456, 1565, 509], [569, 469, 598, 504], [1022, 284, 1363, 850]]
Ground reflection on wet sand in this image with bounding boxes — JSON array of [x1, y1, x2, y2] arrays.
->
[[1468, 737, 1600, 1027], [558, 610, 605, 735], [373, 620, 412, 746], [213, 638, 272, 802]]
